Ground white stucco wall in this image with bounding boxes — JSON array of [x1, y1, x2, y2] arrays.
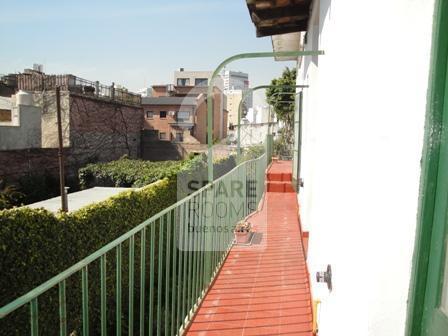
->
[[296, 1, 435, 335]]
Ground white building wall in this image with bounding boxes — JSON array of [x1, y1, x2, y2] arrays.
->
[[296, 1, 435, 335]]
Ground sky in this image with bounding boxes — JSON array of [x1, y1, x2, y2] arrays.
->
[[0, 0, 295, 105]]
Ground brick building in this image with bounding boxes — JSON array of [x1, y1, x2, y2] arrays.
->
[[142, 84, 228, 147]]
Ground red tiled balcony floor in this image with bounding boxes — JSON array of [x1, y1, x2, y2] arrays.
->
[[185, 161, 313, 336]]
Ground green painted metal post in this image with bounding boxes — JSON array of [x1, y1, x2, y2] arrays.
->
[[116, 244, 122, 336], [128, 235, 135, 336], [165, 213, 171, 336], [156, 217, 164, 336], [81, 266, 89, 336], [171, 209, 178, 336], [58, 280, 67, 336], [207, 51, 323, 181], [30, 298, 38, 336], [149, 224, 155, 336], [139, 228, 146, 336], [100, 255, 107, 336]]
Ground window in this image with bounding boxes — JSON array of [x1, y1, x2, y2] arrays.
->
[[177, 78, 190, 86], [145, 111, 154, 119], [159, 111, 167, 119], [0, 109, 12, 122], [159, 132, 167, 140], [177, 111, 190, 122], [195, 78, 208, 86], [175, 132, 184, 142]]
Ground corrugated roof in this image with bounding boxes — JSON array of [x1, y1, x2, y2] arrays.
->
[[142, 96, 197, 106]]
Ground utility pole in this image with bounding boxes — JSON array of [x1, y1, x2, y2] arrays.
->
[[56, 87, 68, 212]]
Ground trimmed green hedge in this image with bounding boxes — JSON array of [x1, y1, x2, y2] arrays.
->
[[0, 154, 241, 334], [0, 178, 176, 335], [79, 157, 186, 188]]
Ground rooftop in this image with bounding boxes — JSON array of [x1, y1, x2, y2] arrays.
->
[[25, 187, 135, 213]]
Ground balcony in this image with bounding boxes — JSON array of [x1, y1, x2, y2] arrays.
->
[[0, 145, 313, 335], [185, 161, 312, 335]]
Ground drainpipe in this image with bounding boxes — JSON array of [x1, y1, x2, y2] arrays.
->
[[236, 84, 308, 162], [207, 50, 323, 183]]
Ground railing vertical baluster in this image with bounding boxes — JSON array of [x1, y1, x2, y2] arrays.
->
[[192, 195, 199, 305], [149, 223, 155, 336], [171, 208, 178, 336], [165, 212, 171, 336], [157, 216, 164, 336], [212, 183, 216, 277], [204, 188, 211, 288], [198, 192, 203, 296], [182, 201, 188, 328], [176, 203, 184, 333], [30, 298, 38, 336], [187, 199, 193, 315], [59, 280, 67, 336], [100, 255, 107, 336], [140, 228, 146, 336], [129, 235, 135, 336], [82, 266, 89, 336], [116, 244, 122, 336]]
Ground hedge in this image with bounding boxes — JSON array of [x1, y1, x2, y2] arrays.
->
[[0, 154, 240, 335], [78, 157, 186, 188], [0, 178, 176, 335]]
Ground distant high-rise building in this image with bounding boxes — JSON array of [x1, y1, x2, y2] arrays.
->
[[221, 70, 249, 91], [220, 70, 252, 128], [173, 68, 224, 89], [137, 87, 152, 97]]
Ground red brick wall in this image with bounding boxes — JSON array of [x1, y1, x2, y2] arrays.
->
[[69, 94, 143, 162]]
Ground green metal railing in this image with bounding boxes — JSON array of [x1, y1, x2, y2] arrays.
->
[[0, 147, 269, 335]]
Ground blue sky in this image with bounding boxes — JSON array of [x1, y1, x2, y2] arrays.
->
[[0, 0, 294, 104]]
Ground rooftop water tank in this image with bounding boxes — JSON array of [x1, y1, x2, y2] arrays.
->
[[16, 90, 33, 106]]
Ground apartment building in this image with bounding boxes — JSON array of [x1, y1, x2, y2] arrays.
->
[[142, 84, 227, 145]]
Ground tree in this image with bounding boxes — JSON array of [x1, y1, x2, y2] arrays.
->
[[265, 67, 297, 152]]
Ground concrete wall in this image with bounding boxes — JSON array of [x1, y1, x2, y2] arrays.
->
[[0, 103, 41, 150], [228, 122, 274, 147], [295, 1, 435, 335], [226, 90, 243, 127], [37, 91, 70, 148], [194, 89, 226, 144]]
